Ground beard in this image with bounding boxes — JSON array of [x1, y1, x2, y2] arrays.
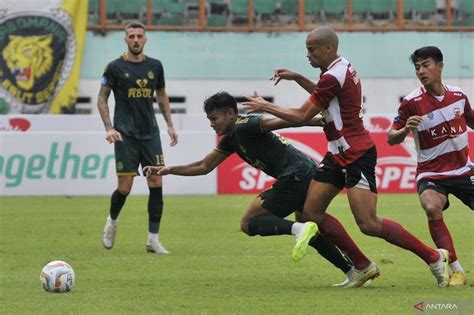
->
[[129, 45, 143, 56]]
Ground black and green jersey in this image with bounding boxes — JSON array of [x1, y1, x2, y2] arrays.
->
[[101, 54, 165, 139], [216, 115, 316, 179]]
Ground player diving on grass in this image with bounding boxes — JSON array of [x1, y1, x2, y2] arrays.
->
[[144, 91, 358, 286]]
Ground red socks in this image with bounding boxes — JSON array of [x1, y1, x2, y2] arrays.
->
[[319, 214, 371, 270], [380, 218, 439, 264], [429, 218, 457, 263]]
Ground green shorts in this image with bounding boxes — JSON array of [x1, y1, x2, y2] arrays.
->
[[114, 134, 164, 176], [259, 166, 315, 218]]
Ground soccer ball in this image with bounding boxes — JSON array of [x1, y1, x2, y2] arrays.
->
[[39, 260, 75, 293]]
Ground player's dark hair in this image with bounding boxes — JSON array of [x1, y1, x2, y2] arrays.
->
[[204, 91, 238, 114], [410, 46, 443, 64], [125, 21, 146, 34]]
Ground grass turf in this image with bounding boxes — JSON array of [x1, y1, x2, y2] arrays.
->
[[1, 194, 472, 314]]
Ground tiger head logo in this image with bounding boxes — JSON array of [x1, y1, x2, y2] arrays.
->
[[2, 34, 53, 91]]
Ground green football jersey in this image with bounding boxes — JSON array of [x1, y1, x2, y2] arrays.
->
[[101, 54, 165, 139], [217, 115, 316, 178]]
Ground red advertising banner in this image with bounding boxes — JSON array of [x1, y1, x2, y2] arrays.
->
[[217, 116, 474, 194]]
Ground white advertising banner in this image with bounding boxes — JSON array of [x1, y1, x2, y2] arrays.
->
[[2, 114, 473, 196], [0, 113, 402, 132], [0, 131, 216, 196], [0, 114, 209, 132]]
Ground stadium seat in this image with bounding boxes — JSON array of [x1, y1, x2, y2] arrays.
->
[[117, 0, 148, 24], [280, 0, 298, 15], [322, 0, 346, 16], [153, 0, 186, 25], [254, 0, 276, 15], [254, 0, 277, 24], [88, 0, 99, 24], [183, 0, 209, 21], [369, 0, 396, 15], [460, 0, 474, 15], [153, 0, 186, 14], [415, 0, 436, 16], [402, 0, 417, 19], [207, 14, 229, 26], [352, 0, 370, 16], [156, 14, 185, 25], [105, 0, 118, 21], [457, 0, 474, 25], [209, 0, 231, 15], [231, 0, 251, 25], [305, 0, 323, 15], [232, 0, 250, 15], [118, 0, 147, 16]]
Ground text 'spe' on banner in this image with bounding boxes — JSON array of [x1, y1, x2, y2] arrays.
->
[[0, 0, 88, 114]]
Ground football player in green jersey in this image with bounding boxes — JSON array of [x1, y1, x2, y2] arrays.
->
[[98, 21, 178, 254], [144, 91, 357, 286]]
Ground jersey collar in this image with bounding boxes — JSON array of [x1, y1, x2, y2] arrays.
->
[[122, 52, 146, 62]]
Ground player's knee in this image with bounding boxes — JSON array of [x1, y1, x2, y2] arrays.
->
[[240, 217, 251, 236], [423, 203, 443, 219], [357, 221, 378, 236], [117, 187, 131, 196], [302, 211, 324, 224], [358, 223, 371, 235]]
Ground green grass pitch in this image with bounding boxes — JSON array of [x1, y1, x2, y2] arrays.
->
[[1, 194, 472, 314]]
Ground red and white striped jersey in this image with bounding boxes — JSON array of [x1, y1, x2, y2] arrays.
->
[[391, 85, 474, 181], [309, 57, 374, 167]]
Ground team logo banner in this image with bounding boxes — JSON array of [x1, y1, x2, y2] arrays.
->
[[0, 0, 87, 114], [217, 116, 474, 194]]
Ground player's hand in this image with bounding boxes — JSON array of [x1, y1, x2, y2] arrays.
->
[[167, 126, 178, 147], [105, 128, 123, 143], [405, 115, 423, 131], [243, 91, 267, 114], [270, 68, 297, 86], [143, 166, 169, 176], [308, 114, 327, 127]]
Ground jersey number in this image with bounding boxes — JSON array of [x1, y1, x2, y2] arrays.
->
[[273, 132, 289, 146], [155, 154, 165, 166]]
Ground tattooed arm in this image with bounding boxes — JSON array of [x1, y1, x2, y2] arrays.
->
[[97, 85, 122, 143]]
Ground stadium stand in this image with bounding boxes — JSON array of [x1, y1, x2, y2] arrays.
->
[[86, 0, 473, 31]]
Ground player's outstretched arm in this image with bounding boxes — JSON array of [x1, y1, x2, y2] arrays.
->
[[262, 115, 325, 132], [97, 85, 122, 143], [271, 69, 316, 94], [144, 150, 227, 177], [387, 115, 422, 145], [156, 88, 178, 146], [244, 95, 320, 124]]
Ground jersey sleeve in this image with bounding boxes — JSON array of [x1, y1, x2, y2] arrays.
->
[[156, 61, 165, 90], [100, 62, 116, 88], [309, 74, 341, 110], [240, 115, 264, 136], [216, 136, 234, 156], [391, 99, 411, 130]]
